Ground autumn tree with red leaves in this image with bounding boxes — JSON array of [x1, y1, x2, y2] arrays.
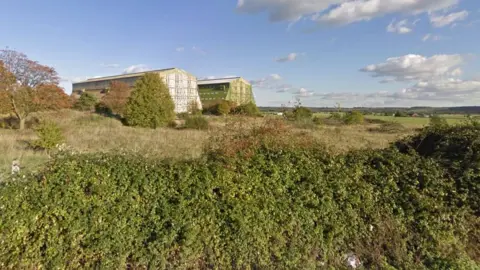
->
[[0, 49, 70, 129], [101, 81, 131, 116]]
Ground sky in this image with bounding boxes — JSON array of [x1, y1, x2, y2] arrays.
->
[[1, 0, 480, 107]]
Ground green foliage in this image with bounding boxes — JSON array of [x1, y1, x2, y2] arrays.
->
[[29, 121, 64, 151], [394, 123, 480, 216], [72, 93, 92, 111], [184, 115, 209, 130], [231, 102, 261, 116], [94, 101, 113, 116], [312, 116, 324, 125], [292, 106, 312, 120], [394, 111, 408, 117], [124, 73, 175, 128], [217, 100, 232, 116], [343, 111, 365, 125], [429, 115, 449, 128], [1, 121, 478, 269], [74, 92, 97, 111]]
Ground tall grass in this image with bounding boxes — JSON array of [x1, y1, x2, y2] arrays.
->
[[0, 110, 415, 173]]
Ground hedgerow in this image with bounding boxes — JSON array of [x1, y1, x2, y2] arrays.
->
[[0, 121, 479, 269]]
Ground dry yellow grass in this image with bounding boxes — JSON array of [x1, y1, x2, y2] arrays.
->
[[0, 110, 415, 173]]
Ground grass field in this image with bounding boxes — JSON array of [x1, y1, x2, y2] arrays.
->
[[0, 110, 421, 174], [314, 112, 470, 128]]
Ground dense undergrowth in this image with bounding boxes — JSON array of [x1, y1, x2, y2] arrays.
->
[[0, 120, 479, 269]]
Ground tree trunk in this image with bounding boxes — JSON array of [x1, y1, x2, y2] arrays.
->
[[19, 118, 25, 130]]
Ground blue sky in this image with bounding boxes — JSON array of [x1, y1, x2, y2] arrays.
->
[[1, 0, 480, 107]]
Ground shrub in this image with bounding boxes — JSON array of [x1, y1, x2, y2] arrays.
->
[[124, 73, 175, 128], [29, 121, 64, 151], [216, 100, 233, 116], [184, 115, 209, 130], [429, 115, 448, 128], [101, 81, 131, 116], [343, 111, 365, 125], [312, 116, 324, 125], [74, 92, 97, 111], [1, 135, 477, 268], [231, 102, 261, 116], [292, 106, 312, 120], [1, 121, 478, 268], [94, 101, 113, 116], [394, 123, 480, 216]]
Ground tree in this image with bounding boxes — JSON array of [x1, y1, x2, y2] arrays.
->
[[124, 73, 175, 128], [34, 84, 72, 110], [74, 92, 97, 111], [0, 49, 59, 87], [101, 81, 131, 116], [0, 50, 65, 129]]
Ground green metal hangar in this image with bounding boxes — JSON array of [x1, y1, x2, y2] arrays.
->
[[197, 77, 255, 108], [72, 68, 202, 113]]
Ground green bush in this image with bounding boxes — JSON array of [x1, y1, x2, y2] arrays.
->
[[429, 115, 448, 128], [124, 73, 175, 128], [94, 101, 113, 116], [343, 111, 365, 125], [74, 92, 97, 111], [29, 121, 64, 151], [292, 106, 312, 120], [1, 123, 478, 269], [216, 100, 233, 116], [231, 102, 261, 116], [394, 123, 480, 216], [184, 115, 209, 130]]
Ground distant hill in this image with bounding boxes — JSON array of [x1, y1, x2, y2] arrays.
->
[[259, 106, 480, 115]]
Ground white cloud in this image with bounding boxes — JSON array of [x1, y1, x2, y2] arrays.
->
[[430, 10, 469, 27], [270, 73, 282, 80], [360, 54, 466, 82], [295, 87, 314, 97], [422, 33, 444, 42], [100, 63, 120, 68], [237, 0, 459, 27], [275, 53, 298, 63], [192, 46, 206, 55], [123, 64, 151, 74], [387, 19, 413, 34], [176, 47, 185, 52]]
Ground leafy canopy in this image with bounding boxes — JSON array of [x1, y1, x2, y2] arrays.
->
[[124, 73, 175, 128]]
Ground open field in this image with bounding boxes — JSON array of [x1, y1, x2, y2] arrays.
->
[[0, 110, 416, 173], [313, 112, 471, 128]]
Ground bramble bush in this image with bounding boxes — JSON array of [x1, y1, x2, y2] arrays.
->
[[0, 121, 479, 269]]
